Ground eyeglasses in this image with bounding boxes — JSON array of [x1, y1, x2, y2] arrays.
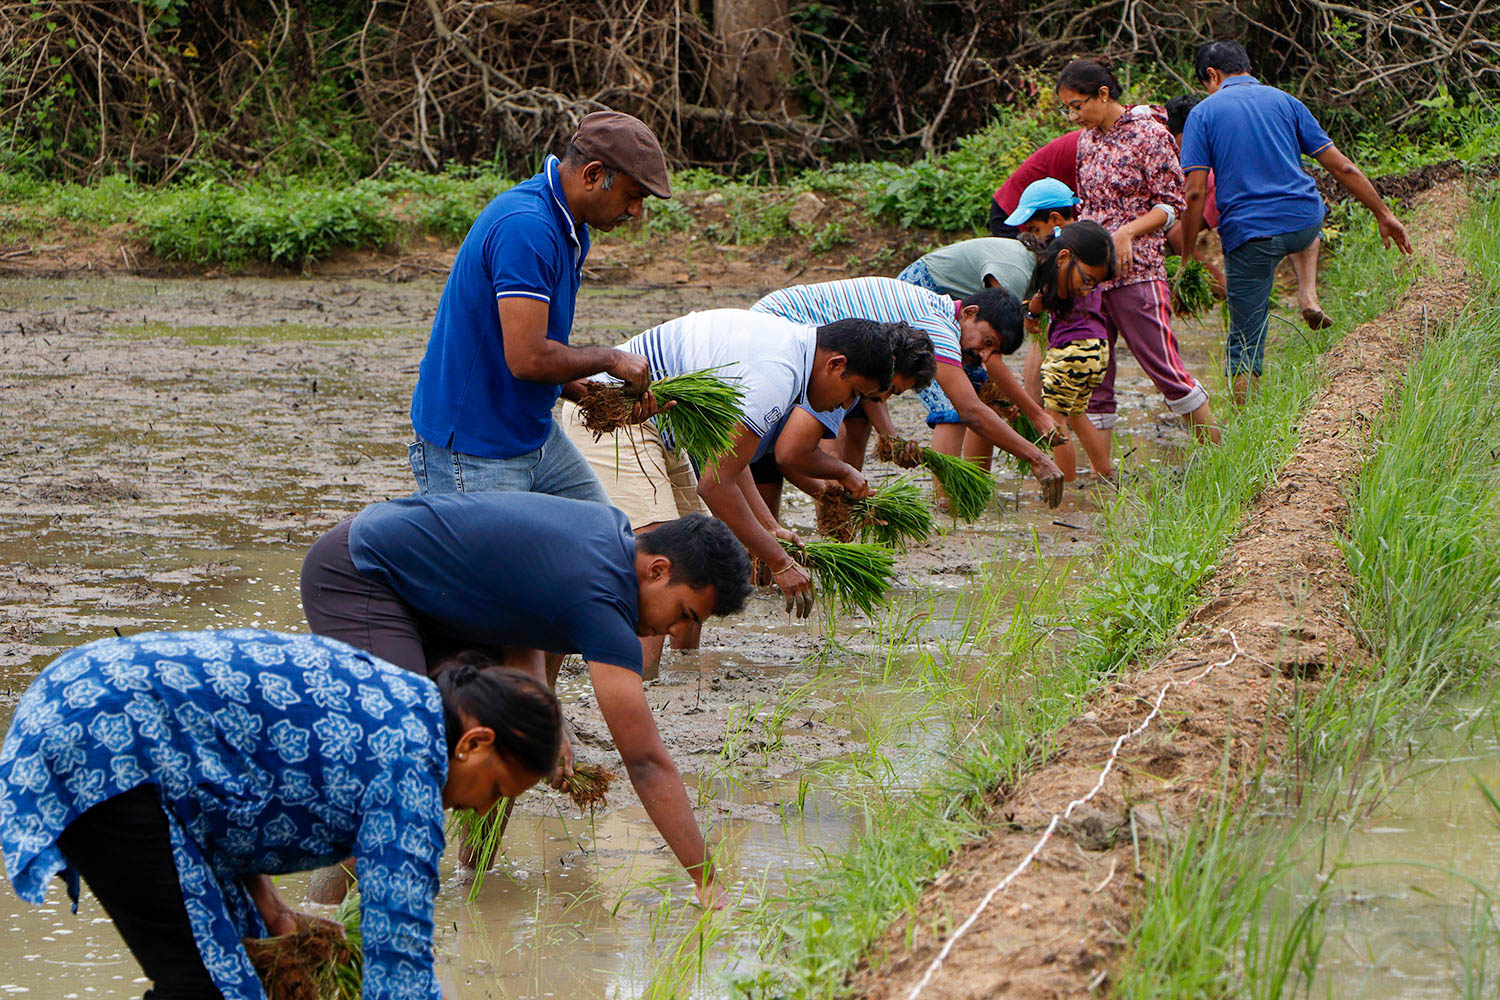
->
[[1069, 259, 1099, 289], [1063, 94, 1096, 116]]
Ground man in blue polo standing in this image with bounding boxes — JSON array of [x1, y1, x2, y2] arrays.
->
[[409, 111, 673, 499], [1177, 41, 1411, 405]]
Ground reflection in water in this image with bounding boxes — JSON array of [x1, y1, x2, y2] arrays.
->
[[1303, 707, 1500, 999]]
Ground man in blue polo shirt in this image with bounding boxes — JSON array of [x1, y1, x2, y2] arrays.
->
[[301, 492, 752, 908], [409, 111, 673, 499], [1178, 41, 1411, 404]]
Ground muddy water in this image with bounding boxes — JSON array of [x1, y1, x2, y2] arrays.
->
[[1303, 706, 1500, 998], [0, 274, 1223, 996]]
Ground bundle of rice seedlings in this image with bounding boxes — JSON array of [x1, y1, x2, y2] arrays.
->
[[856, 478, 933, 547], [1166, 256, 1216, 316], [446, 802, 510, 902], [780, 538, 896, 615], [877, 436, 995, 521], [1007, 410, 1052, 476], [577, 369, 746, 465], [245, 888, 362, 1000], [560, 761, 616, 811], [814, 488, 861, 542]]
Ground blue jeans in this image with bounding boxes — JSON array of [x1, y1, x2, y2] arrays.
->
[[1223, 221, 1323, 377], [409, 418, 611, 504]]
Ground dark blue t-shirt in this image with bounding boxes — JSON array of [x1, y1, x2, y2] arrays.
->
[[1179, 76, 1333, 253], [348, 492, 643, 673], [410, 155, 589, 459]]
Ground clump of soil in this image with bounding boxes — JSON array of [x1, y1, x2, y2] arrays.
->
[[815, 488, 859, 541], [244, 920, 357, 1000], [561, 761, 616, 810], [576, 381, 634, 437], [874, 434, 922, 468], [976, 380, 1019, 420]]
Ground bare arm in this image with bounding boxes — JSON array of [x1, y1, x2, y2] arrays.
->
[[937, 364, 1064, 507], [589, 661, 725, 908], [698, 424, 814, 614], [499, 297, 651, 390], [982, 355, 1063, 444], [1314, 146, 1412, 254], [773, 408, 868, 496], [1179, 170, 1208, 263]]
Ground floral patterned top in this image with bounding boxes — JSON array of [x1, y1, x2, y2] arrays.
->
[[0, 629, 448, 1000], [1076, 105, 1186, 291]]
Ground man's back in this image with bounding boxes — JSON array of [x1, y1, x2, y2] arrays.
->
[[1180, 77, 1331, 252]]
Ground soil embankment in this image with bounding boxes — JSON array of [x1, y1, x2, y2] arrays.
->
[[850, 183, 1471, 999]]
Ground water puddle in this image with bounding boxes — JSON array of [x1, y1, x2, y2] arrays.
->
[[0, 275, 1226, 996]]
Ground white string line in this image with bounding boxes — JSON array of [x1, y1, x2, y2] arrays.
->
[[903, 629, 1243, 1000]]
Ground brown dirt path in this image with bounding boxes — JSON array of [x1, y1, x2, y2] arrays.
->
[[849, 183, 1471, 1000]]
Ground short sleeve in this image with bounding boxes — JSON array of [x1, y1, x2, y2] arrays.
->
[[556, 602, 644, 673], [981, 258, 1033, 302], [735, 360, 801, 438], [1142, 126, 1187, 212], [355, 758, 445, 1000], [1180, 106, 1210, 174], [1291, 97, 1333, 158], [485, 214, 561, 304], [917, 317, 963, 367]]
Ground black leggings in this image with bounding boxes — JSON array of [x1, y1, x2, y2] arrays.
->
[[58, 786, 223, 1000]]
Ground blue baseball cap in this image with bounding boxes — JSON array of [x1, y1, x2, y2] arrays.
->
[[1003, 178, 1081, 227]]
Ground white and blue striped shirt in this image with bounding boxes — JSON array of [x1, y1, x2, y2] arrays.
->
[[751, 277, 964, 369]]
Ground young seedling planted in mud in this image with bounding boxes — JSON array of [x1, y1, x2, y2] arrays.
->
[[780, 538, 896, 616], [578, 369, 746, 465], [876, 435, 995, 521], [815, 478, 933, 547], [447, 803, 511, 903]]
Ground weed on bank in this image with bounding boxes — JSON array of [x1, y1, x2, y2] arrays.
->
[[1113, 189, 1500, 998]]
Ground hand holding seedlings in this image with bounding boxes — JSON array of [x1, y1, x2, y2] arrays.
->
[[606, 350, 653, 393]]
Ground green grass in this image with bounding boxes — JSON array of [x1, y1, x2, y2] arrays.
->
[[625, 202, 1425, 1000], [1112, 187, 1500, 997]]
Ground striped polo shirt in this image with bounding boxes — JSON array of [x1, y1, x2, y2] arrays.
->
[[752, 277, 963, 369]]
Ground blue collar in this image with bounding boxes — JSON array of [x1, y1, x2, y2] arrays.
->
[[544, 155, 583, 250], [1220, 74, 1259, 89], [544, 154, 585, 267]]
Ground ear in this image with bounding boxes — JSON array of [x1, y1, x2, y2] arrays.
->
[[581, 160, 607, 188], [959, 304, 979, 323], [1056, 248, 1073, 267], [825, 352, 849, 376], [643, 553, 672, 583], [457, 725, 497, 758]]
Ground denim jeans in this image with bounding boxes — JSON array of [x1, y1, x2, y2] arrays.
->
[[409, 417, 612, 504], [1223, 221, 1323, 377]]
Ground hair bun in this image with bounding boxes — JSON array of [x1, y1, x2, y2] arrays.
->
[[1093, 56, 1113, 71]]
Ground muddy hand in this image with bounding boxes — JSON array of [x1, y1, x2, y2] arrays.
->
[[548, 730, 575, 791], [696, 879, 730, 911], [1034, 410, 1068, 446], [837, 466, 870, 498], [628, 390, 675, 424], [607, 351, 653, 394], [773, 561, 814, 618], [1033, 456, 1065, 508]]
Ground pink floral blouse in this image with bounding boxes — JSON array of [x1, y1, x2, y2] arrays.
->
[[1077, 105, 1186, 291]]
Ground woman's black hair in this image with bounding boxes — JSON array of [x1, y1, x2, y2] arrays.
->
[[1165, 95, 1202, 138], [1194, 41, 1253, 83], [434, 651, 562, 776], [888, 322, 938, 391], [636, 513, 753, 615], [1057, 58, 1123, 101], [1026, 221, 1117, 315], [959, 287, 1026, 355]]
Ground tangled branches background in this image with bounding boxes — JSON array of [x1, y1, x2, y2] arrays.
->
[[2, 0, 1497, 181]]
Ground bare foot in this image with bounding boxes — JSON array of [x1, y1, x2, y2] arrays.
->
[[1302, 307, 1333, 330]]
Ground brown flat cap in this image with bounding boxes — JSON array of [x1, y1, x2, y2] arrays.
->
[[570, 111, 672, 199]]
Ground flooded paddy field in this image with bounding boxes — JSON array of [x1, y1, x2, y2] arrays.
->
[[0, 272, 1210, 996]]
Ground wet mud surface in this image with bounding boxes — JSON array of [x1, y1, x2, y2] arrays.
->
[[0, 267, 1212, 995], [853, 185, 1468, 1000]]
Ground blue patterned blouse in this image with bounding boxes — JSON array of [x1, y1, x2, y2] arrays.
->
[[0, 629, 449, 1000]]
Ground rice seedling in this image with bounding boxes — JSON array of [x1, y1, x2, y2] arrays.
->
[[1167, 256, 1217, 316], [561, 761, 617, 811], [577, 369, 746, 465], [447, 801, 511, 903], [814, 478, 933, 546], [245, 884, 363, 1000], [878, 436, 995, 522], [780, 538, 896, 615]]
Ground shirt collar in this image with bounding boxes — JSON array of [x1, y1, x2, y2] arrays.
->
[[797, 323, 817, 408], [544, 155, 583, 249], [1221, 74, 1259, 88]]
